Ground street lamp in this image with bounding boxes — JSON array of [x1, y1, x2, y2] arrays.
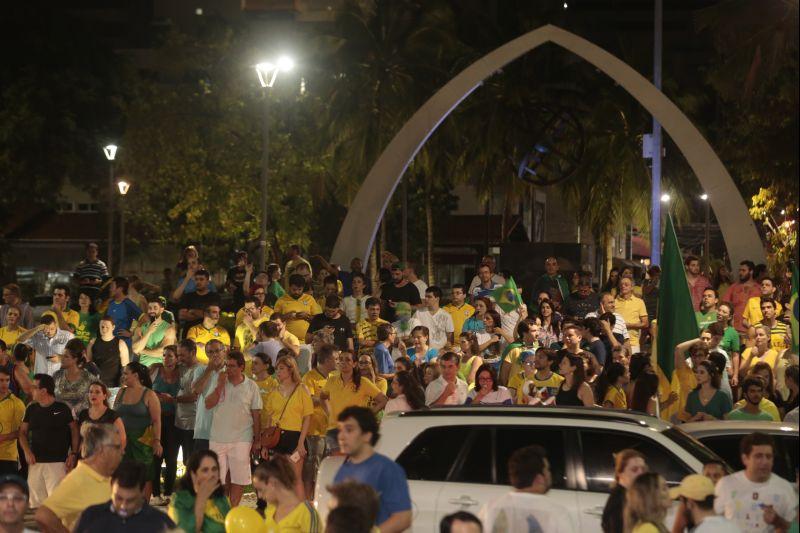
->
[[116, 179, 130, 274], [700, 193, 710, 267], [660, 193, 671, 203], [103, 144, 118, 273], [254, 55, 294, 270]]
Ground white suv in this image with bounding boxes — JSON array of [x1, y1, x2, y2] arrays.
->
[[314, 406, 727, 532]]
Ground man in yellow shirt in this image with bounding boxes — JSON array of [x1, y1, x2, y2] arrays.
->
[[234, 289, 273, 328], [0, 368, 25, 472], [355, 298, 388, 356], [234, 297, 271, 351], [301, 344, 338, 495], [742, 276, 782, 329], [443, 284, 475, 338], [35, 422, 123, 532], [273, 275, 321, 343], [186, 305, 231, 364], [42, 285, 80, 334], [615, 277, 649, 353]]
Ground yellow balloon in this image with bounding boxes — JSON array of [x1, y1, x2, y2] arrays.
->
[[224, 505, 266, 533]]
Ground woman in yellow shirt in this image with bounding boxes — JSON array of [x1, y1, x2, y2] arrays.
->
[[740, 324, 778, 376], [255, 455, 321, 533], [596, 362, 629, 409], [624, 472, 670, 533], [357, 354, 388, 394], [253, 353, 278, 426], [263, 355, 313, 499]]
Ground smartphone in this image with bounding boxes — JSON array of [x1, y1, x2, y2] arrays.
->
[[289, 451, 301, 463]]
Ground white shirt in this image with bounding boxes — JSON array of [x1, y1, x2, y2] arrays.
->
[[584, 310, 630, 340], [467, 386, 512, 405], [342, 295, 368, 325], [479, 492, 578, 533], [694, 516, 742, 533], [412, 279, 428, 299], [715, 471, 797, 533], [424, 375, 468, 406], [209, 376, 263, 444], [249, 339, 284, 366], [385, 394, 413, 413], [26, 329, 75, 376], [409, 308, 454, 350]]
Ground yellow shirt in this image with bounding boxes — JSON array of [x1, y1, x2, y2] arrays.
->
[[234, 316, 270, 351], [742, 347, 779, 370], [302, 369, 329, 437], [282, 330, 301, 347], [0, 326, 25, 348], [273, 294, 321, 341], [508, 371, 531, 404], [42, 309, 80, 331], [186, 325, 231, 364], [674, 365, 697, 419], [234, 305, 273, 328], [264, 500, 322, 533], [742, 296, 782, 328], [0, 393, 25, 461], [355, 318, 388, 355], [323, 375, 381, 430], [43, 461, 111, 530], [603, 386, 628, 409], [615, 294, 648, 346], [632, 523, 662, 533], [254, 376, 278, 427], [443, 303, 475, 338], [264, 385, 314, 432]]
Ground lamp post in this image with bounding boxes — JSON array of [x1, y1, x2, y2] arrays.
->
[[700, 193, 710, 267], [117, 179, 130, 274], [254, 55, 294, 270], [103, 144, 118, 273]]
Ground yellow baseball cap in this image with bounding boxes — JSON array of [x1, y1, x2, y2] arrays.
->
[[669, 474, 715, 501]]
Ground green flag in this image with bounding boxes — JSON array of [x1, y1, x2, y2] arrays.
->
[[791, 263, 799, 354], [492, 276, 523, 313], [656, 215, 699, 380]]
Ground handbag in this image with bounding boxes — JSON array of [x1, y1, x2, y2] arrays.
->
[[260, 385, 298, 450]]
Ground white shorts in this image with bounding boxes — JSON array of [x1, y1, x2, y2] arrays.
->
[[209, 441, 252, 486]]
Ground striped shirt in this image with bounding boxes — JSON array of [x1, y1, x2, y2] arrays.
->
[[24, 329, 75, 376], [354, 318, 388, 355], [73, 259, 109, 282]]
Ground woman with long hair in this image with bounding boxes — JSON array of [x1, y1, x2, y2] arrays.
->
[[385, 371, 426, 412], [77, 381, 127, 451], [53, 338, 96, 417], [168, 449, 231, 533], [263, 355, 313, 499], [254, 456, 322, 532], [740, 324, 778, 377], [478, 311, 513, 372], [75, 290, 100, 346], [623, 472, 670, 533], [457, 331, 483, 386], [150, 345, 181, 505], [462, 297, 493, 333], [602, 449, 648, 533], [252, 351, 278, 429], [114, 361, 162, 499], [555, 353, 594, 407], [603, 268, 621, 295], [596, 362, 630, 409], [406, 326, 438, 365], [630, 371, 659, 416], [466, 364, 512, 405], [684, 360, 732, 421], [321, 351, 387, 454], [358, 354, 388, 395], [537, 299, 562, 347]]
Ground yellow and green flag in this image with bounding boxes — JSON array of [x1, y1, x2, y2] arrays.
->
[[492, 276, 523, 313]]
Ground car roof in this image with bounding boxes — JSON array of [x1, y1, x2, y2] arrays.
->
[[388, 405, 673, 430], [681, 420, 799, 436]]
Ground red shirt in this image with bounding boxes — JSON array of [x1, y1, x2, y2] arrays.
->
[[724, 281, 760, 333], [687, 274, 711, 311]]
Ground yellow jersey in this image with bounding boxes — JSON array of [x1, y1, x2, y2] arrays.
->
[[264, 385, 314, 433], [264, 500, 322, 533], [0, 393, 25, 461], [234, 305, 273, 328], [273, 294, 321, 341], [42, 309, 80, 331], [323, 374, 381, 430], [302, 368, 329, 436], [186, 325, 231, 364], [443, 303, 475, 338]]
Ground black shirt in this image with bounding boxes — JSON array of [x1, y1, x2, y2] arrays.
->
[[587, 338, 608, 366], [564, 292, 601, 319], [307, 312, 354, 351], [23, 401, 74, 462], [74, 501, 176, 533], [379, 282, 421, 322], [178, 291, 221, 330]]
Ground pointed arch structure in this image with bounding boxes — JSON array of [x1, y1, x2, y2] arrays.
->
[[330, 24, 765, 268]]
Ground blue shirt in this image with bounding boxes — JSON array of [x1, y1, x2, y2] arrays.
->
[[333, 453, 412, 525], [374, 343, 395, 375], [407, 347, 438, 363], [106, 298, 142, 350]]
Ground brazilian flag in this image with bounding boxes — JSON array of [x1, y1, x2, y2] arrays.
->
[[791, 263, 798, 354], [492, 277, 523, 313]]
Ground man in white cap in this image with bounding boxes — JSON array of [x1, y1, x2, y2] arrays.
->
[[671, 474, 740, 533]]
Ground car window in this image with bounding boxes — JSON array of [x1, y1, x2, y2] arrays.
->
[[396, 426, 471, 481], [449, 428, 493, 484], [580, 429, 692, 492], [494, 427, 567, 489], [700, 434, 798, 482], [782, 436, 798, 481], [697, 435, 742, 472]]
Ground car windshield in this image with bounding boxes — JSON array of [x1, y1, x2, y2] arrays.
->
[[663, 427, 733, 474]]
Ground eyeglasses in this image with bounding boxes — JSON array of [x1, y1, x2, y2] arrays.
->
[[0, 493, 27, 503]]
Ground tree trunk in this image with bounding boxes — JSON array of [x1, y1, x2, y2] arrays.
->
[[425, 180, 434, 285], [603, 228, 613, 283], [370, 238, 379, 292]]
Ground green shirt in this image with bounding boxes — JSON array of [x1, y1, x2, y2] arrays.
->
[[719, 326, 741, 354], [75, 312, 100, 346], [136, 319, 172, 367], [727, 408, 774, 421], [695, 310, 717, 330], [169, 490, 230, 533]]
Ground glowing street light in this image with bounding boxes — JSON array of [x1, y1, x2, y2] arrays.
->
[[700, 193, 708, 201], [117, 179, 131, 196], [660, 193, 671, 203], [700, 193, 710, 266], [102, 144, 119, 272], [255, 55, 294, 88]]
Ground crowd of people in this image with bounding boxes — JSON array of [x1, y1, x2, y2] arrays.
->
[[0, 241, 796, 532]]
